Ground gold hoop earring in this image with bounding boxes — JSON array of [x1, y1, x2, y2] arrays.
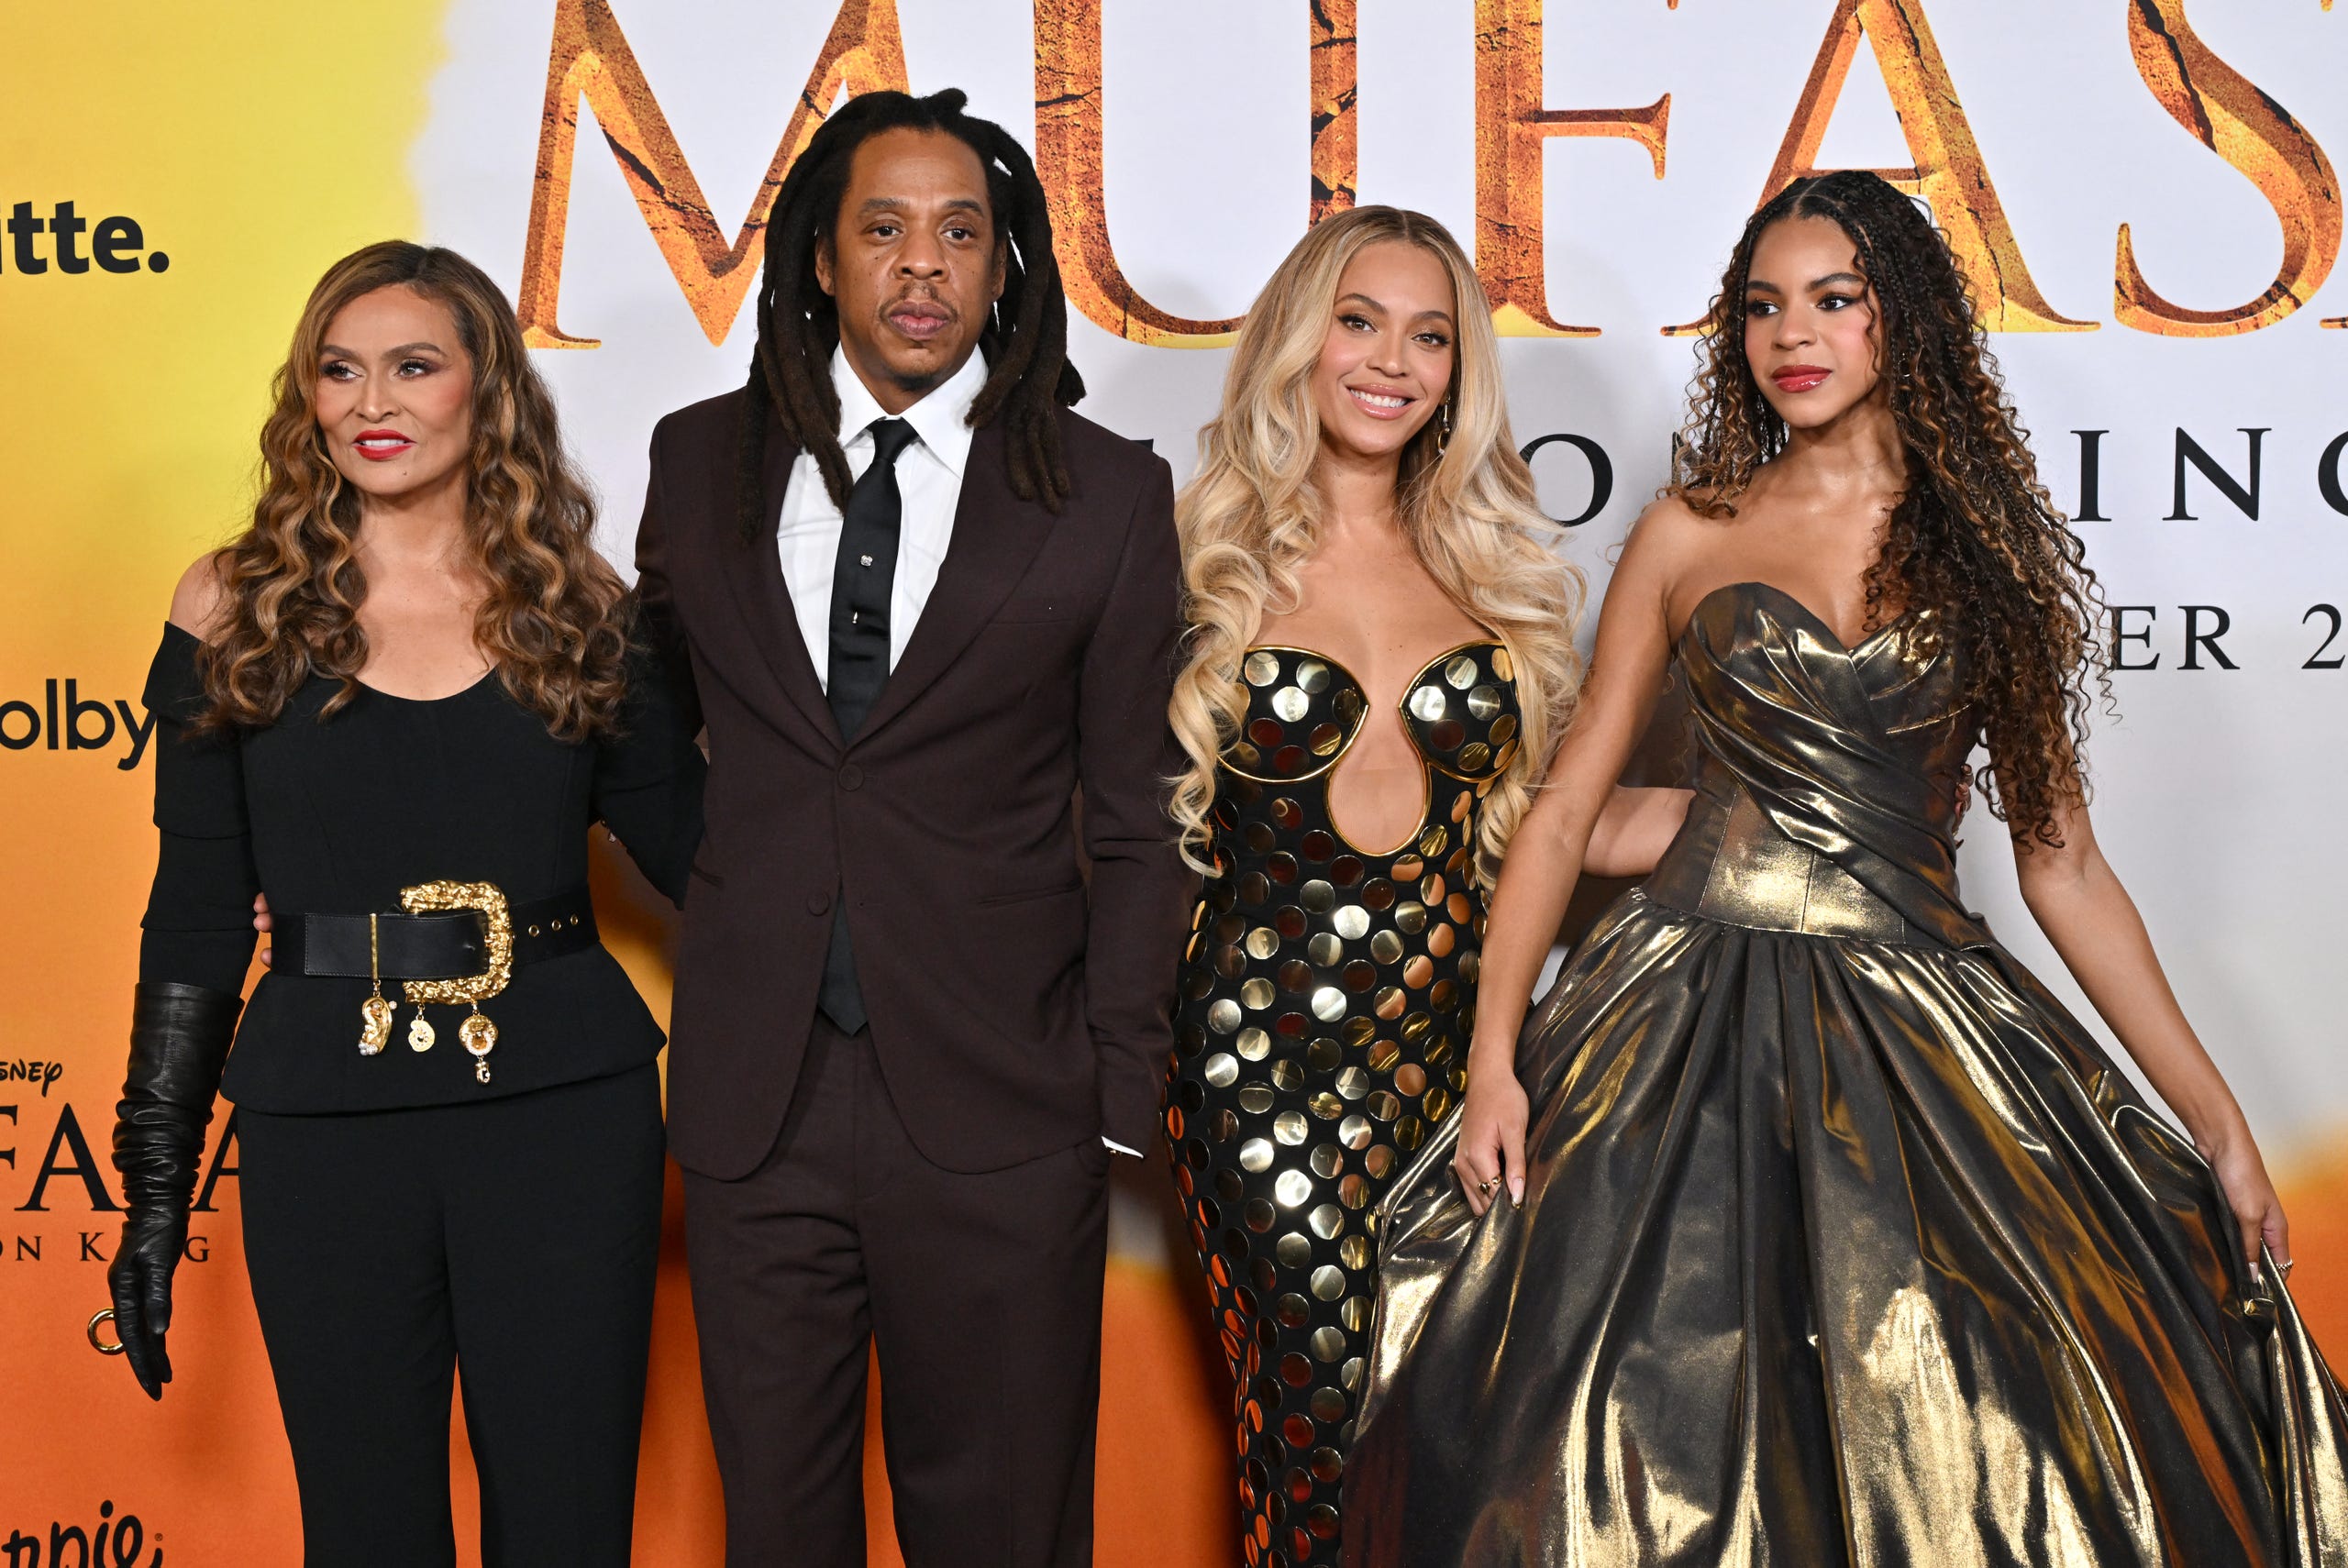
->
[[1434, 399, 1454, 460]]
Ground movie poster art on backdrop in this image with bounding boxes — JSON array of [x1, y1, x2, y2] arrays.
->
[[3, 2, 2344, 1563]]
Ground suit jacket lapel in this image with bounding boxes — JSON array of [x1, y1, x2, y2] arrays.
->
[[722, 422, 841, 746], [855, 422, 1058, 744]]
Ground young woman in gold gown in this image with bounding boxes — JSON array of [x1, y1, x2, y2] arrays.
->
[[1348, 171, 2348, 1567]]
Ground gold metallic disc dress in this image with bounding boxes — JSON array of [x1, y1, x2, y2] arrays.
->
[[1348, 583, 2348, 1568], [1168, 641, 1520, 1568]]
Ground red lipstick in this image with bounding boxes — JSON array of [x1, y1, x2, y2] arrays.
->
[[352, 428, 415, 462], [1770, 365, 1830, 393]]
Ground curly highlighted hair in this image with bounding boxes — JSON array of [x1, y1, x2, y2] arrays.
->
[[1673, 171, 2108, 846], [1170, 206, 1584, 882], [196, 241, 629, 740]]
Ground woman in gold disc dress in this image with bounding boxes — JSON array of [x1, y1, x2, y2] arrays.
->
[[1348, 171, 2348, 1567], [1164, 207, 1685, 1568]]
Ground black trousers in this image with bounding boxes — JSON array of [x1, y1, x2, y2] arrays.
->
[[682, 1017, 1112, 1568], [238, 1064, 665, 1568]]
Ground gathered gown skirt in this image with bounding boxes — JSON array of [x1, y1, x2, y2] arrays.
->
[[1346, 584, 2348, 1567]]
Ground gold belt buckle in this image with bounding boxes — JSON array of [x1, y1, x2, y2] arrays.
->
[[399, 880, 514, 1084]]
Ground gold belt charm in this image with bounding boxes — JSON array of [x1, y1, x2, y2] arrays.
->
[[459, 1012, 499, 1078], [397, 881, 515, 1086], [359, 913, 394, 1055]]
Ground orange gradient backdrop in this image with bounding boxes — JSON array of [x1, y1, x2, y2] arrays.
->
[[0, 9, 1237, 1561]]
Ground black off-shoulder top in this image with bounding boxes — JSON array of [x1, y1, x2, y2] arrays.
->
[[138, 623, 705, 1113]]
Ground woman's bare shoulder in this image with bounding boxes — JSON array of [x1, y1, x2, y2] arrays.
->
[[168, 551, 234, 640], [1615, 493, 1719, 582]]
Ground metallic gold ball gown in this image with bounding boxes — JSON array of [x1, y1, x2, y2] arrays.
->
[[1348, 583, 2348, 1568], [1168, 639, 1520, 1568]]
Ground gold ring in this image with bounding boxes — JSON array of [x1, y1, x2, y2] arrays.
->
[[2279, 1259, 2297, 1280], [88, 1308, 127, 1356], [1478, 1176, 1501, 1195]]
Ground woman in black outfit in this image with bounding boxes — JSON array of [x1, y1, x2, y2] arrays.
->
[[104, 241, 703, 1567]]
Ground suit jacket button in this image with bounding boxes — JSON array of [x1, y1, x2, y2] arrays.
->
[[807, 891, 832, 916], [836, 764, 863, 791]]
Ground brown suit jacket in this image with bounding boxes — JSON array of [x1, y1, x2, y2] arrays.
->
[[637, 389, 1190, 1179]]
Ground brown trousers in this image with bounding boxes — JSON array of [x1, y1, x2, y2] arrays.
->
[[682, 1015, 1112, 1567]]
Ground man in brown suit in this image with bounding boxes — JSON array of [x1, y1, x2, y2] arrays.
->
[[634, 90, 1189, 1566]]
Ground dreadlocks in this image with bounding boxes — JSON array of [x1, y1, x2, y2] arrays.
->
[[1672, 170, 2110, 849], [736, 87, 1084, 540]]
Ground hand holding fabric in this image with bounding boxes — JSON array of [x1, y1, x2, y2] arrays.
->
[[2198, 1117, 2292, 1276], [1452, 1065, 1528, 1216]]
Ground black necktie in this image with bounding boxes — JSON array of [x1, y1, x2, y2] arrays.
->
[[817, 416, 918, 1034]]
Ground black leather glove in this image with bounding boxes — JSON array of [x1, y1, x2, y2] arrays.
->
[[109, 980, 239, 1400]]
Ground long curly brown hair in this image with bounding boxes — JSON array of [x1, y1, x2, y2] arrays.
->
[[1672, 171, 2107, 846], [197, 241, 629, 740]]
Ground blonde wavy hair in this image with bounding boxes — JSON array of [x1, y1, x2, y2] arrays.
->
[[197, 241, 630, 741], [1171, 206, 1584, 880]]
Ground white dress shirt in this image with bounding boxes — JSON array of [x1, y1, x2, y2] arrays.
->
[[776, 346, 986, 686], [778, 347, 1139, 1158]]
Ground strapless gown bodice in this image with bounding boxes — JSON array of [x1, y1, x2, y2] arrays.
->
[[1644, 580, 1985, 948]]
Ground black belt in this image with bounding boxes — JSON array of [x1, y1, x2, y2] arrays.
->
[[276, 888, 598, 980]]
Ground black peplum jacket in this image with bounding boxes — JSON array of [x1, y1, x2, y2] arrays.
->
[[138, 622, 704, 1114]]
